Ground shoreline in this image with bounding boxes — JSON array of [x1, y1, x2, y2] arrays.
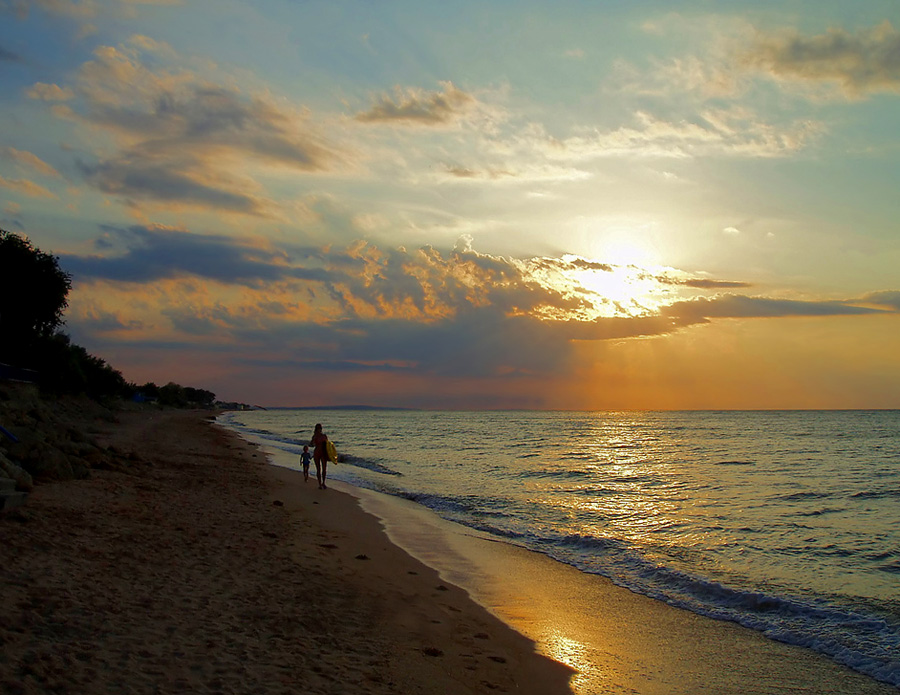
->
[[321, 477, 900, 695], [0, 408, 572, 694], [245, 427, 899, 694], [2, 407, 896, 694]]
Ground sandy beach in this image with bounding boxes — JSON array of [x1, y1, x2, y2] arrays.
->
[[2, 407, 897, 694], [0, 408, 572, 694]]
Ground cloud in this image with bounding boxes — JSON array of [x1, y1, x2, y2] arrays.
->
[[508, 109, 822, 163], [441, 162, 590, 183], [0, 147, 61, 177], [76, 157, 273, 216], [1, 0, 94, 19], [0, 175, 56, 198], [26, 82, 76, 101], [662, 294, 887, 322], [7, 0, 180, 19], [0, 45, 20, 62], [59, 224, 312, 285], [862, 290, 900, 311], [39, 41, 345, 215], [682, 279, 751, 290], [355, 81, 477, 126], [62, 226, 899, 385], [665, 278, 752, 290], [743, 21, 900, 98], [445, 165, 516, 180], [72, 305, 144, 333]]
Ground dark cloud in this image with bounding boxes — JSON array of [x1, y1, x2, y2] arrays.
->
[[565, 258, 615, 273], [52, 43, 343, 214], [745, 21, 900, 96], [77, 309, 143, 333], [355, 81, 475, 125], [76, 158, 270, 216], [662, 294, 886, 322], [0, 45, 20, 62], [862, 290, 900, 311], [176, 307, 577, 380], [672, 278, 752, 289], [63, 228, 898, 384], [58, 224, 329, 285], [86, 84, 337, 171]]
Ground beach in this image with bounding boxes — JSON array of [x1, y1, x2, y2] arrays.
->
[[2, 407, 897, 694], [0, 408, 572, 694]]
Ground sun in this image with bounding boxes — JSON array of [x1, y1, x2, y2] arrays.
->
[[571, 263, 663, 318], [523, 254, 669, 321]]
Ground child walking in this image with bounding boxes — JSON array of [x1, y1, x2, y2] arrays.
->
[[300, 445, 312, 482]]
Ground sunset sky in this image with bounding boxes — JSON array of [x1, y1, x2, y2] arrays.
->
[[2, 0, 899, 409]]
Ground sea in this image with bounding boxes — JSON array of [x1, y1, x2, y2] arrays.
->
[[218, 408, 900, 688]]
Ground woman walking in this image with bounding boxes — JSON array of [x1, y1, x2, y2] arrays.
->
[[309, 423, 330, 489]]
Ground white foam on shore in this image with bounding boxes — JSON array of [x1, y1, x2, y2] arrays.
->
[[340, 483, 898, 695], [223, 418, 898, 695]]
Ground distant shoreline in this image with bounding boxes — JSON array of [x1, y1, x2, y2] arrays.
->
[[253, 405, 900, 413]]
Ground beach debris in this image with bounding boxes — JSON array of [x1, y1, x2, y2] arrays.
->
[[487, 656, 507, 663], [436, 584, 449, 591], [422, 647, 444, 657], [355, 554, 369, 560], [272, 499, 284, 506]]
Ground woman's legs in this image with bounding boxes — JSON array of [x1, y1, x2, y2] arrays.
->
[[314, 456, 324, 488]]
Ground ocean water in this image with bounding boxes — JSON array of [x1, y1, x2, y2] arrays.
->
[[218, 409, 900, 688]]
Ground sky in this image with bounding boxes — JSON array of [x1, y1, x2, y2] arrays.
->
[[1, 0, 899, 409]]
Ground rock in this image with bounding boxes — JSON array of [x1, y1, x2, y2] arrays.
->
[[0, 452, 34, 491], [17, 442, 83, 482]]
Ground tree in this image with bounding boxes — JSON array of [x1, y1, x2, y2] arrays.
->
[[0, 229, 72, 363], [34, 333, 131, 399]]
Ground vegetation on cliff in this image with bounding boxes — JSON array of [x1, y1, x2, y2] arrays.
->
[[0, 229, 215, 406], [0, 230, 220, 488]]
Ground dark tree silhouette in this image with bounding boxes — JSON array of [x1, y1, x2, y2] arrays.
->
[[0, 230, 216, 405], [0, 229, 72, 363]]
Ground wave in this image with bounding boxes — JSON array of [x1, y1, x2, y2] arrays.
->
[[851, 489, 900, 501], [338, 454, 402, 476], [535, 534, 900, 688], [218, 408, 900, 688], [351, 491, 900, 688]]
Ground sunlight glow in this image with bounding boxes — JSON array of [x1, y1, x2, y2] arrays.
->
[[572, 264, 662, 317], [525, 255, 670, 321]]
